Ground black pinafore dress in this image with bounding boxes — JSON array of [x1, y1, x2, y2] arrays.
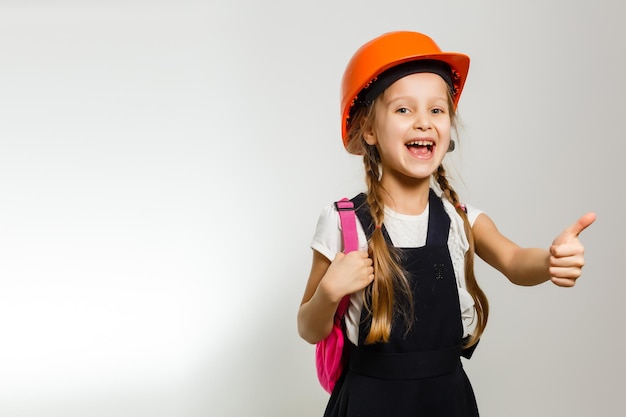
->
[[324, 190, 479, 417]]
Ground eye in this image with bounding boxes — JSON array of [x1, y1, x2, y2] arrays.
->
[[431, 108, 445, 115], [396, 107, 410, 114]]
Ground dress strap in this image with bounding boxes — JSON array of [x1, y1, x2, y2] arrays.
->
[[351, 193, 393, 243], [425, 189, 451, 247]]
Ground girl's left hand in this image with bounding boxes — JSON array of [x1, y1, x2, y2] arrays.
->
[[549, 212, 596, 287]]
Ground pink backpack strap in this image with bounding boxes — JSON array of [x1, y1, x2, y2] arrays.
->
[[335, 198, 359, 253], [334, 198, 358, 317]]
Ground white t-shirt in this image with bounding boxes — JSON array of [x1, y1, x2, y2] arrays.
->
[[310, 186, 483, 345]]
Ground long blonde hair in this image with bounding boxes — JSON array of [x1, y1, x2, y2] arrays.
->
[[345, 93, 488, 348]]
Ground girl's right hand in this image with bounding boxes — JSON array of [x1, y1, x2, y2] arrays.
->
[[319, 250, 374, 303]]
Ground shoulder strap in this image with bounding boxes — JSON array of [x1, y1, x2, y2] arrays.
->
[[425, 188, 451, 246], [351, 193, 394, 244], [334, 198, 359, 317], [335, 198, 358, 253]]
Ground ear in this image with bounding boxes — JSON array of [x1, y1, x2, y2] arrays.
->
[[363, 127, 377, 146]]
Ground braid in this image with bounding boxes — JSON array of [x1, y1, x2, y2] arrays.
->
[[348, 104, 445, 344], [434, 165, 489, 347], [361, 146, 414, 343]]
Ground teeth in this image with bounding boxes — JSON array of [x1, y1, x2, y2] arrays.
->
[[407, 140, 434, 146]]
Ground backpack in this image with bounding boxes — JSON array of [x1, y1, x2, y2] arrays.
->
[[315, 197, 359, 393]]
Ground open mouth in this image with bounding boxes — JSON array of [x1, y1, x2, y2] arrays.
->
[[406, 140, 435, 157]]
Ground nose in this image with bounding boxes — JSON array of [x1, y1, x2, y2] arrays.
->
[[413, 110, 432, 131]]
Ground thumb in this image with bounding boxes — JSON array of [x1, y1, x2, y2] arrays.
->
[[554, 212, 596, 244], [333, 251, 346, 262]]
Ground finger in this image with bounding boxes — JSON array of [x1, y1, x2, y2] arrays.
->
[[357, 269, 375, 290], [333, 251, 346, 262], [550, 242, 584, 258], [550, 254, 584, 269], [347, 250, 373, 266], [563, 212, 597, 238], [551, 276, 577, 288], [358, 263, 374, 280], [346, 250, 370, 260], [549, 265, 583, 279]]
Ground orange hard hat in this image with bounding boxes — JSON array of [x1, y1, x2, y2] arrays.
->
[[340, 31, 470, 149]]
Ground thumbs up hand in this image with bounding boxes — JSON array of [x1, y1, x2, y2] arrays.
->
[[549, 212, 596, 287]]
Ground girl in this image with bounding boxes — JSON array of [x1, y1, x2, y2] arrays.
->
[[297, 31, 595, 416]]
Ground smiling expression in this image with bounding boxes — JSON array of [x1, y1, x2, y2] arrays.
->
[[364, 72, 453, 186]]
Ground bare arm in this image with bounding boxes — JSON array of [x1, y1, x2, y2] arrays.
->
[[473, 212, 596, 287], [297, 249, 374, 344], [473, 213, 550, 286]]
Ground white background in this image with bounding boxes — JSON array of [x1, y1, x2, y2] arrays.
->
[[0, 1, 624, 416]]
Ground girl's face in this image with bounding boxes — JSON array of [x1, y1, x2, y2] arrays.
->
[[365, 72, 452, 185]]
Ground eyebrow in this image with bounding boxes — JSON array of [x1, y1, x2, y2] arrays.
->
[[384, 95, 448, 105]]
